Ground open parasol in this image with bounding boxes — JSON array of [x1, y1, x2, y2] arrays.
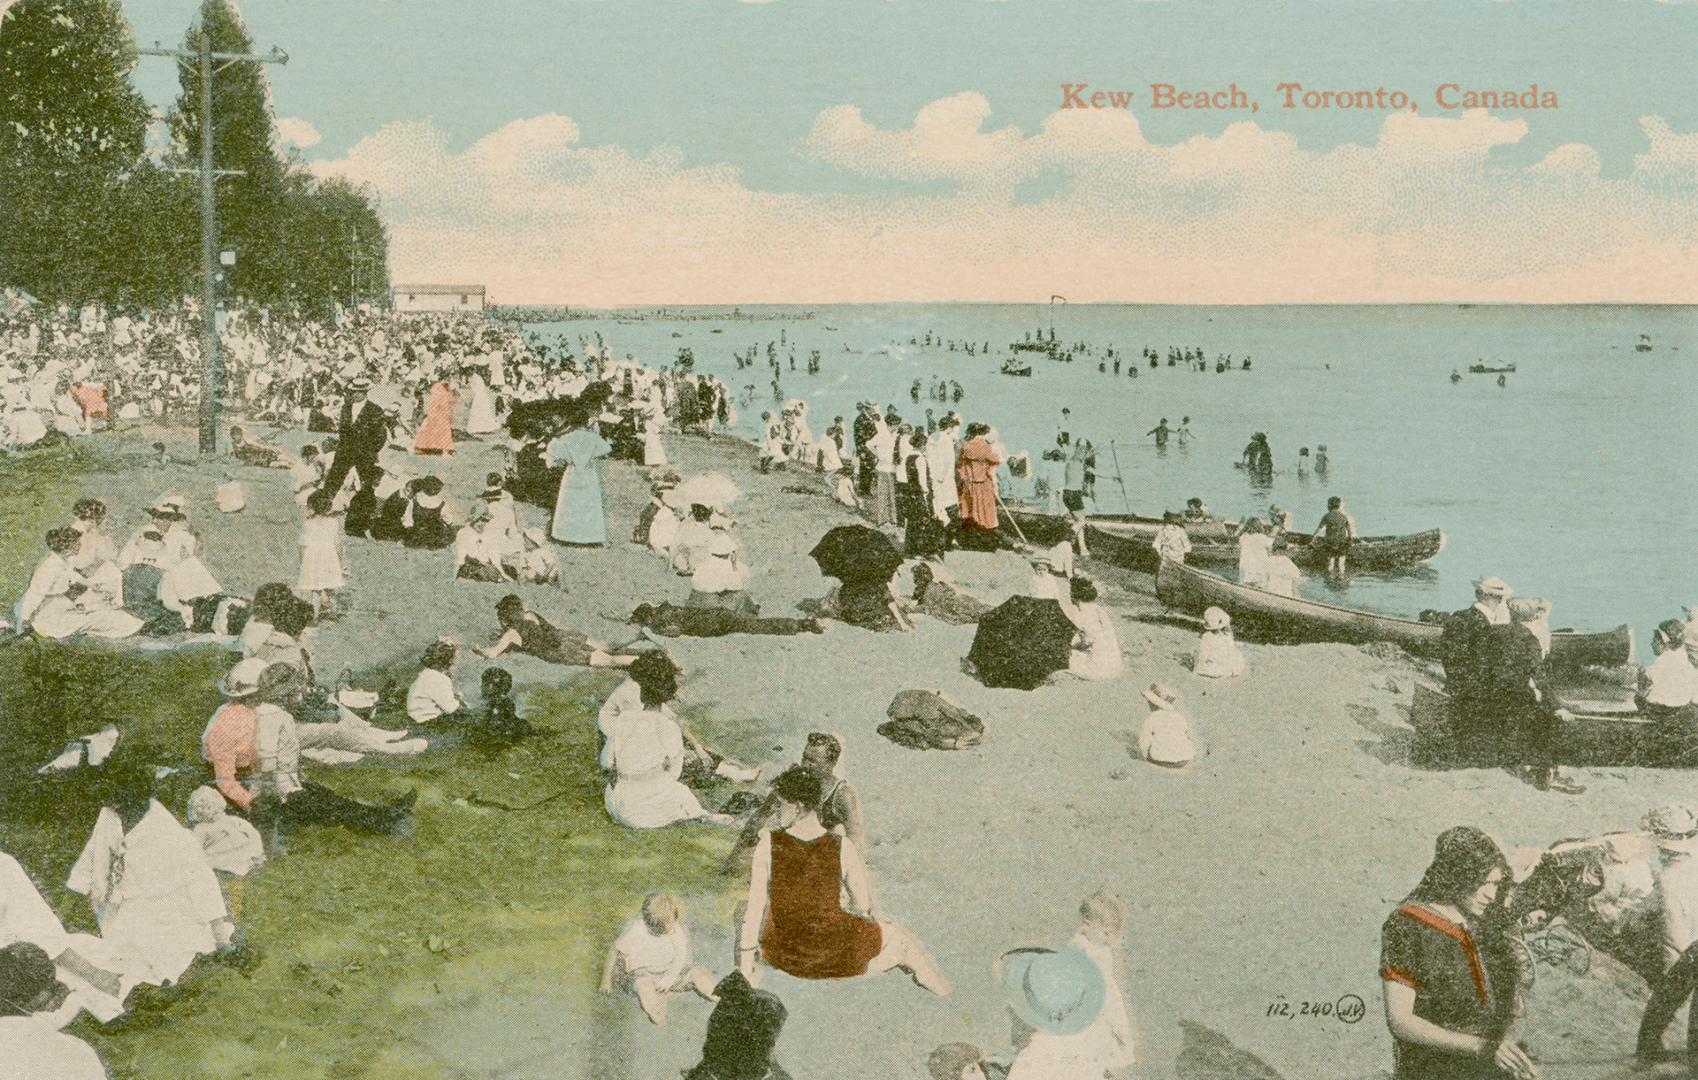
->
[[967, 595, 1077, 690], [809, 524, 904, 583], [673, 472, 742, 509]]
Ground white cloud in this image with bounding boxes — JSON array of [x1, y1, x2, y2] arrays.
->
[[312, 97, 1698, 304], [275, 116, 322, 150]]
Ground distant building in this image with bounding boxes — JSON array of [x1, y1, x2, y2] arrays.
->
[[391, 284, 486, 312]]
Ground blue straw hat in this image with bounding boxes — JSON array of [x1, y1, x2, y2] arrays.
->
[[998, 945, 1106, 1036]]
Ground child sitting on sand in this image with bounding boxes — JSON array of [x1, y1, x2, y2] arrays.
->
[[186, 785, 265, 928], [1137, 684, 1195, 768], [600, 893, 719, 1026], [1193, 607, 1247, 679]]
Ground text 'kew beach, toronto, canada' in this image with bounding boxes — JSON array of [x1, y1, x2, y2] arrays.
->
[[1059, 82, 1560, 113]]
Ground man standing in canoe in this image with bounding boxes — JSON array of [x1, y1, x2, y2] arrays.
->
[[1313, 495, 1356, 574]]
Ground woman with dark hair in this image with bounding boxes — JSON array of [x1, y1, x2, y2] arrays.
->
[[14, 527, 144, 640], [1380, 827, 1535, 1080], [1061, 576, 1123, 681], [401, 476, 455, 550], [475, 594, 638, 668], [597, 652, 758, 827], [904, 563, 991, 625], [684, 971, 791, 1080], [902, 431, 947, 558], [738, 766, 950, 994]]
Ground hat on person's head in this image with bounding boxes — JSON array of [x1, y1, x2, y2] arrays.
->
[[1202, 607, 1232, 631], [218, 657, 270, 698], [479, 480, 505, 500], [998, 944, 1106, 1036], [348, 376, 372, 392], [150, 493, 189, 516], [335, 687, 379, 711], [1645, 804, 1698, 852], [1656, 619, 1687, 649], [1142, 683, 1180, 709], [1507, 597, 1551, 623], [1473, 576, 1512, 599]]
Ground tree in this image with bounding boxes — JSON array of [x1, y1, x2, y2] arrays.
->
[[0, 0, 174, 304]]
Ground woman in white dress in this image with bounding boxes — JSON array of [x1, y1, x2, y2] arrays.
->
[[1061, 577, 1123, 681], [600, 697, 734, 829], [465, 369, 499, 435], [1193, 606, 1248, 679], [14, 528, 143, 640], [1236, 518, 1273, 588], [298, 488, 346, 619], [640, 391, 669, 468]]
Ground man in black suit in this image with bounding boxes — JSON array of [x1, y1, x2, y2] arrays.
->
[[318, 377, 389, 535], [1441, 575, 1512, 713], [1494, 596, 1583, 794]]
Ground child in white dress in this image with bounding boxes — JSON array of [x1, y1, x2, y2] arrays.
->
[[599, 893, 718, 1026], [298, 488, 346, 619], [1137, 684, 1196, 768], [1193, 607, 1248, 679]]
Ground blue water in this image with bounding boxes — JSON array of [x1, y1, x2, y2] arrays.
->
[[518, 304, 1697, 657]]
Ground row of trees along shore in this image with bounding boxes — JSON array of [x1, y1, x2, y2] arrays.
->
[[0, 0, 389, 313]]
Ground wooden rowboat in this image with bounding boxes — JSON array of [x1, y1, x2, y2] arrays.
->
[[1411, 683, 1662, 768], [999, 506, 1444, 574], [1469, 362, 1517, 374], [1155, 559, 1634, 667]]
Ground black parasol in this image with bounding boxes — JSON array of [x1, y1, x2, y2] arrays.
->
[[809, 525, 904, 584], [967, 596, 1077, 690]]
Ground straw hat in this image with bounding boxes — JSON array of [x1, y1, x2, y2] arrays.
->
[[218, 657, 270, 698], [335, 687, 379, 711], [1202, 607, 1232, 631], [1142, 683, 1180, 709], [1473, 576, 1513, 598], [1645, 805, 1698, 853], [150, 493, 189, 516], [998, 945, 1106, 1036]]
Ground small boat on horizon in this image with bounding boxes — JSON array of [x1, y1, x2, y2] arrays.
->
[[1000, 359, 1033, 377], [1636, 333, 1653, 353], [1469, 361, 1517, 374]]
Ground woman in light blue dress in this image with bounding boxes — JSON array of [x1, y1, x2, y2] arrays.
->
[[547, 426, 613, 545]]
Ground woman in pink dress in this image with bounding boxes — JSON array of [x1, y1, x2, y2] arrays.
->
[[413, 378, 456, 455], [954, 423, 1002, 538]]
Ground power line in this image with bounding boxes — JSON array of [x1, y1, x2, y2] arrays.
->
[[138, 31, 286, 455]]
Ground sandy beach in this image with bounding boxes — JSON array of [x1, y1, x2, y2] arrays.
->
[[5, 418, 1675, 1080]]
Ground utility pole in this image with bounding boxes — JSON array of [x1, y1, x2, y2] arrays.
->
[[140, 29, 287, 455]]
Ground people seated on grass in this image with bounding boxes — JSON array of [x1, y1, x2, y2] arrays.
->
[[737, 766, 950, 995], [1138, 684, 1195, 769], [69, 498, 123, 613], [476, 594, 640, 668], [229, 425, 287, 468], [477, 473, 524, 567], [66, 767, 233, 989], [512, 526, 560, 585], [406, 638, 470, 727], [600, 893, 719, 1027], [598, 652, 758, 829], [400, 475, 455, 550], [368, 475, 414, 543], [13, 526, 143, 640], [464, 667, 538, 752], [249, 593, 319, 687], [0, 943, 110, 1080], [297, 684, 428, 764], [0, 847, 128, 1025], [185, 785, 265, 938], [633, 479, 683, 557], [453, 503, 516, 582], [725, 732, 864, 874], [1193, 606, 1248, 679], [679, 507, 757, 615], [683, 971, 793, 1080], [1060, 577, 1123, 681], [200, 659, 415, 841], [240, 582, 298, 658]]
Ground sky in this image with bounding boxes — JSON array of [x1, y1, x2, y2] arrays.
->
[[108, 0, 1698, 305]]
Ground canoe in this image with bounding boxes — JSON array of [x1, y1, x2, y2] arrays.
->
[[1469, 363, 1517, 374], [1087, 515, 1444, 573], [1154, 559, 1634, 667], [1000, 506, 1444, 573], [1410, 683, 1668, 769]]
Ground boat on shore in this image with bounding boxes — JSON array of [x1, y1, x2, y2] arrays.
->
[[1469, 362, 1517, 374], [999, 506, 1443, 573], [1154, 559, 1633, 667], [1411, 683, 1662, 768]]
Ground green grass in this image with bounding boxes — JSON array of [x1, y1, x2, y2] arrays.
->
[[0, 445, 775, 1079]]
